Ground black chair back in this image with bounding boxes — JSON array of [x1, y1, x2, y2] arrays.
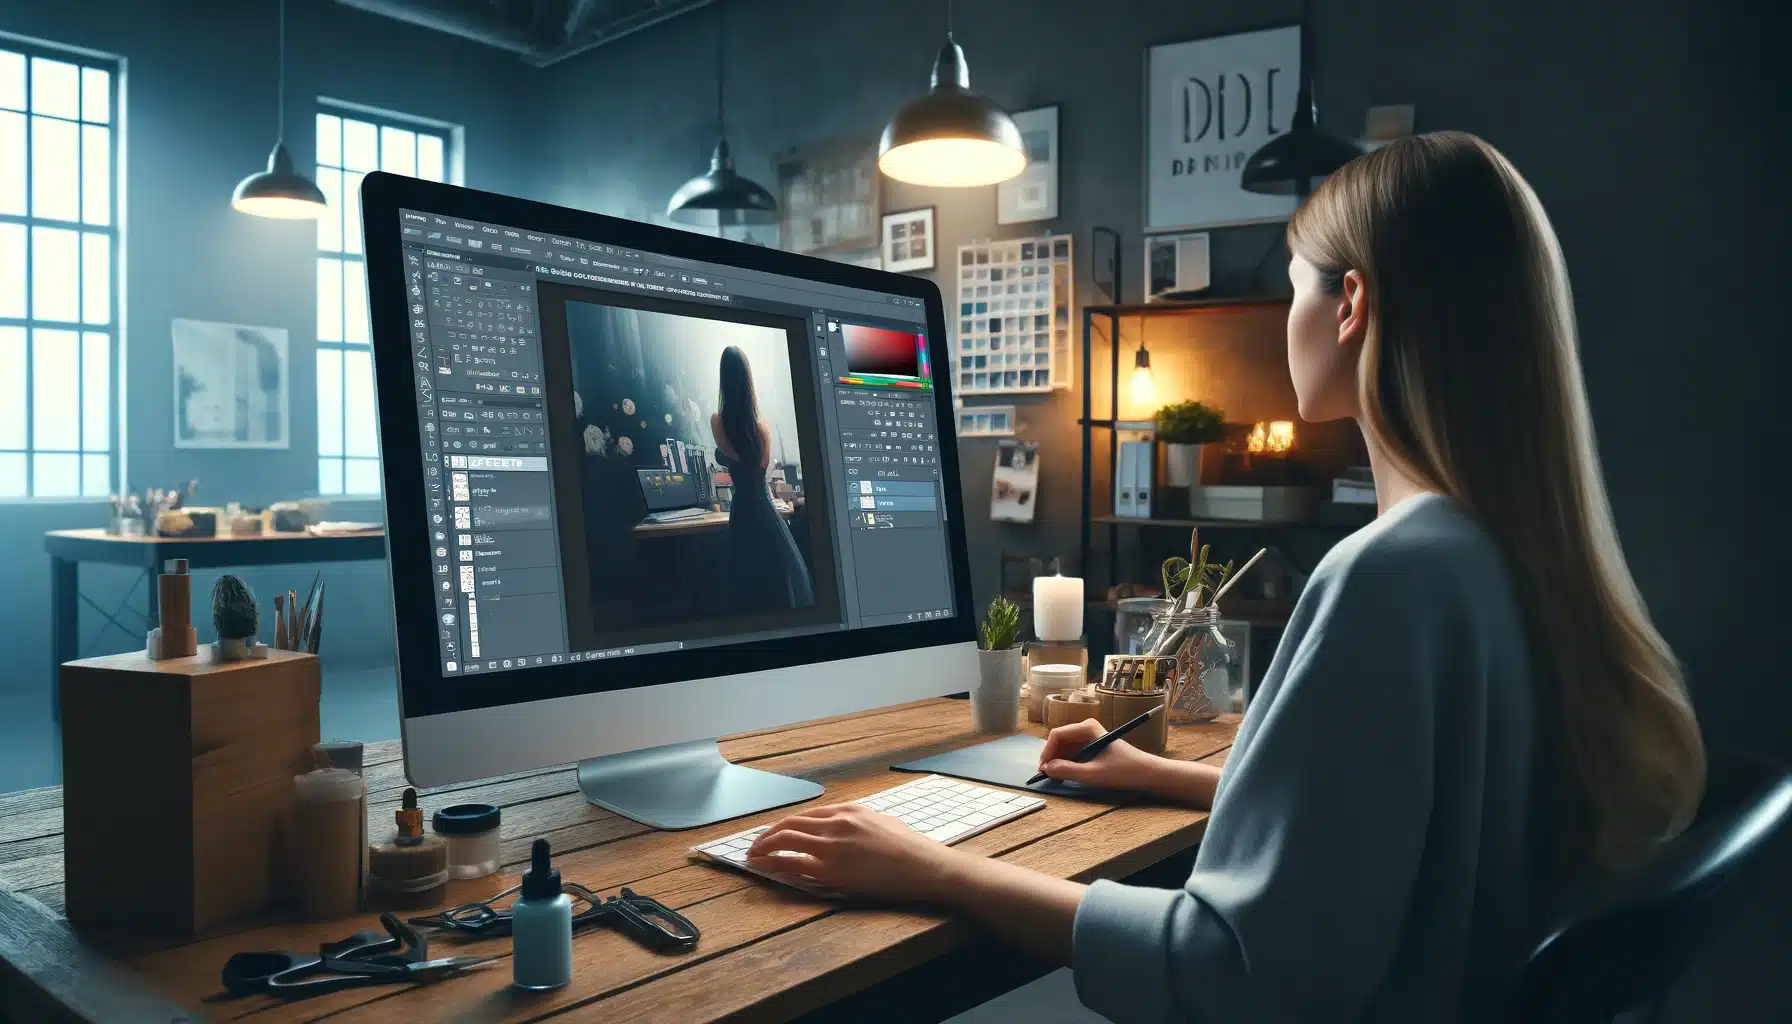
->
[[1510, 754, 1792, 1023]]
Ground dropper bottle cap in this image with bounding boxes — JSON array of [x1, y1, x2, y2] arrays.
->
[[521, 838, 560, 900], [394, 787, 424, 845]]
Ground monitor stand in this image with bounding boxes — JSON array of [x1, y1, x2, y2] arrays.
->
[[576, 738, 824, 830]]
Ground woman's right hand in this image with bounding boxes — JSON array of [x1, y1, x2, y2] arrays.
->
[[1037, 719, 1169, 794]]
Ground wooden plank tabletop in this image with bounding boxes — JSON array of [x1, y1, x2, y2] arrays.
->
[[0, 698, 1237, 1023], [45, 528, 385, 544]]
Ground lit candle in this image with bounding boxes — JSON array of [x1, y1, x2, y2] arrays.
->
[[1033, 574, 1084, 642], [1247, 422, 1268, 454]]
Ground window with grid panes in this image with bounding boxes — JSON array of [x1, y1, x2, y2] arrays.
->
[[315, 106, 451, 496], [0, 43, 119, 499]]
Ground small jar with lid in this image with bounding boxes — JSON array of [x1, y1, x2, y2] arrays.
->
[[433, 803, 502, 880]]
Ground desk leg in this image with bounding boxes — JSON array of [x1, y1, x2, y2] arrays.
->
[[50, 556, 77, 724]]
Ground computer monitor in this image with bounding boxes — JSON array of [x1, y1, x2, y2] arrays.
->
[[360, 173, 974, 829], [637, 468, 701, 514]]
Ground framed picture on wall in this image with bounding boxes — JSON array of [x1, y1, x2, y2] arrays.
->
[[776, 136, 881, 255], [171, 318, 290, 449], [881, 206, 935, 273], [1144, 24, 1302, 231], [997, 105, 1060, 225]]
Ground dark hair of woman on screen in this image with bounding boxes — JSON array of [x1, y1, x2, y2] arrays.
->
[[711, 345, 815, 613], [733, 132, 1706, 1023]]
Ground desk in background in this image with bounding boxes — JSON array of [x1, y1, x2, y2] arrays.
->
[[629, 506, 796, 537], [0, 698, 1237, 1023], [43, 528, 387, 720]]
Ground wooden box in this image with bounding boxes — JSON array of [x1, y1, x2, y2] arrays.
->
[[59, 649, 320, 934], [1186, 485, 1316, 522]]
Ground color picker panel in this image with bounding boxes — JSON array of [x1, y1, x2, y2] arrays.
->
[[841, 324, 923, 378]]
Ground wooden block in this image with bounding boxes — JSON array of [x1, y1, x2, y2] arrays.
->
[[59, 649, 320, 935]]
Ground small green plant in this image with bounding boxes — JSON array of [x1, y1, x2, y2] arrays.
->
[[1153, 401, 1226, 445], [1160, 529, 1235, 610], [979, 596, 1022, 651]]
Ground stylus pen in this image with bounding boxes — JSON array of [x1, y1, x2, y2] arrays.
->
[[1027, 704, 1163, 786]]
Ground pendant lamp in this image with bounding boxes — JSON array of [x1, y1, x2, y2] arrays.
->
[[1239, 0, 1361, 198], [233, 0, 327, 219], [878, 2, 1026, 188], [667, 0, 778, 227], [1128, 343, 1155, 409]]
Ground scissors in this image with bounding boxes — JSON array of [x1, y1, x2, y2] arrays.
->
[[221, 912, 495, 998], [411, 882, 700, 953]]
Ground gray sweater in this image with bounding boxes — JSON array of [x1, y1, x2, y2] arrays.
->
[[1073, 493, 1543, 1023]]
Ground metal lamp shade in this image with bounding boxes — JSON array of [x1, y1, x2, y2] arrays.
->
[[232, 141, 327, 219], [667, 138, 779, 226], [878, 39, 1026, 188], [1239, 118, 1363, 196]]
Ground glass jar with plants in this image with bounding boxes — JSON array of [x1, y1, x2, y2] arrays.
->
[[1141, 530, 1259, 723], [1153, 400, 1226, 488], [972, 596, 1023, 734]]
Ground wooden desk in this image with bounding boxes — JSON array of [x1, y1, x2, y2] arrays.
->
[[0, 698, 1237, 1023], [630, 507, 795, 538], [43, 529, 387, 720]]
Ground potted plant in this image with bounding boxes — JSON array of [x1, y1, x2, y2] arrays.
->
[[1153, 400, 1226, 487], [210, 574, 262, 660], [972, 596, 1024, 734]]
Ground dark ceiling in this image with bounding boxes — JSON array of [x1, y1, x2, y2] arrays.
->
[[333, 0, 714, 67]]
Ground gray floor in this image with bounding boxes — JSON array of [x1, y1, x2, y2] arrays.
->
[[0, 664, 401, 793]]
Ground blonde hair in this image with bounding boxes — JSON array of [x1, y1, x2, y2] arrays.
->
[[1289, 131, 1704, 876]]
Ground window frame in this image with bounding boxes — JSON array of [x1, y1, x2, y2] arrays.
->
[[0, 36, 123, 502], [314, 99, 460, 498]]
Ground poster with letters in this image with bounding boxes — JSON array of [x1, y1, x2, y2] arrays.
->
[[1145, 25, 1302, 231]]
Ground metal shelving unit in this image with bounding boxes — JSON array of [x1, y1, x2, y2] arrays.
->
[[1076, 294, 1370, 660]]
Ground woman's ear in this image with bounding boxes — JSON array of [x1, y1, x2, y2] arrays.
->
[[1338, 270, 1370, 347]]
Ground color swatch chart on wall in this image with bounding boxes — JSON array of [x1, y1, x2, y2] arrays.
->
[[955, 235, 1073, 394]]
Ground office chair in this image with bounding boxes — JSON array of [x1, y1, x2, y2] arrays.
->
[[1509, 753, 1792, 1023]]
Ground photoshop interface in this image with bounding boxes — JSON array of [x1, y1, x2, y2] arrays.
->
[[395, 210, 955, 677]]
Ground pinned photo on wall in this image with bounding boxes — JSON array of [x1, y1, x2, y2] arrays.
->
[[991, 439, 1040, 523], [997, 105, 1059, 225], [1144, 232, 1212, 302], [881, 206, 935, 273], [171, 318, 290, 449]]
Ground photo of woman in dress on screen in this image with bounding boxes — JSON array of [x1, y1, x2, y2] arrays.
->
[[711, 345, 816, 613]]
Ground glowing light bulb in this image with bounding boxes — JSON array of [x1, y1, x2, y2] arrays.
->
[[1129, 345, 1154, 410], [1267, 420, 1295, 453]]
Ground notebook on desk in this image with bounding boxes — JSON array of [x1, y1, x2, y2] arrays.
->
[[891, 734, 1127, 801]]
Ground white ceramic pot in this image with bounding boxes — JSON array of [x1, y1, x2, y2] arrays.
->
[[972, 648, 1023, 734], [1164, 443, 1205, 487]]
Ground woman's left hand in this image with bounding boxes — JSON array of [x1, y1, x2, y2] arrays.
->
[[745, 804, 959, 901]]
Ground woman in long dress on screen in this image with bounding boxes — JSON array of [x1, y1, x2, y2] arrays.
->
[[711, 345, 815, 612]]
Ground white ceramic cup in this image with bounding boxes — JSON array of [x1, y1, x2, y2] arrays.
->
[[1027, 663, 1084, 722]]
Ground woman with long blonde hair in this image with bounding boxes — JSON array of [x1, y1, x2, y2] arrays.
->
[[738, 132, 1705, 1021]]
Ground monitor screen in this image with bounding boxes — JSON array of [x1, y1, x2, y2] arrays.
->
[[380, 199, 959, 695]]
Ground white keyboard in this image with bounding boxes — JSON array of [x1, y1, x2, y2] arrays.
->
[[689, 775, 1046, 892], [644, 507, 709, 524]]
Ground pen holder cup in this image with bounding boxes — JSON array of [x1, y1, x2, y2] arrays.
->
[[1094, 688, 1171, 755], [1139, 607, 1233, 725], [1044, 691, 1101, 730]]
